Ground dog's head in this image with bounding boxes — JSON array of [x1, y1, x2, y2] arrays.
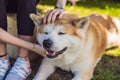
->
[[30, 13, 90, 59]]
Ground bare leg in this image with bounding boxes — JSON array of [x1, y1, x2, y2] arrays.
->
[[0, 0, 7, 59], [0, 42, 7, 59], [18, 35, 32, 61]]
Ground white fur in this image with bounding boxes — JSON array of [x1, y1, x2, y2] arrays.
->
[[107, 18, 120, 48], [33, 24, 95, 80], [112, 18, 120, 45]]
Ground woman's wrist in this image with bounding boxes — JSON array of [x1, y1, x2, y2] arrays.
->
[[55, 0, 67, 10], [31, 43, 45, 57], [55, 3, 65, 9]]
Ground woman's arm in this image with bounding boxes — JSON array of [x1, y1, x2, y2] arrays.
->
[[0, 28, 45, 57], [43, 0, 67, 24]]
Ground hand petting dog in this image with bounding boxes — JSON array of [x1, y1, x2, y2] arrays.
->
[[43, 8, 64, 24]]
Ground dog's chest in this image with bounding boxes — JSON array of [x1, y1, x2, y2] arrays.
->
[[48, 58, 73, 71]]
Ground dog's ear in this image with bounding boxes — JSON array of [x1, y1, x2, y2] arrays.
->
[[73, 16, 90, 30], [30, 13, 42, 30]]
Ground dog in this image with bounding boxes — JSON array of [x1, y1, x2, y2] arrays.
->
[[30, 13, 120, 80]]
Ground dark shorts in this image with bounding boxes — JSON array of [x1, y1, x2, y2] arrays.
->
[[0, 0, 39, 36]]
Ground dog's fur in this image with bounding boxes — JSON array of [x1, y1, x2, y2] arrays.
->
[[30, 13, 120, 80]]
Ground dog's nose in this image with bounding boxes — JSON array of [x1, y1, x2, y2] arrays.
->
[[43, 39, 53, 49]]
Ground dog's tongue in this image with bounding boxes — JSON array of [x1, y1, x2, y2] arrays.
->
[[47, 51, 54, 55]]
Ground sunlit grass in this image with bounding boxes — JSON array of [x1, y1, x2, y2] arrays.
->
[[37, 1, 120, 18], [106, 48, 120, 57]]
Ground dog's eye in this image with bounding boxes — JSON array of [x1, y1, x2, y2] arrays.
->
[[58, 32, 66, 35], [44, 32, 48, 34]]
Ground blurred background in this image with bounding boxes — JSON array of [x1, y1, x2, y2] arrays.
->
[[37, 0, 120, 18]]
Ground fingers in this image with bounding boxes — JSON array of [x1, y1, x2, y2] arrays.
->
[[43, 9, 64, 24], [58, 10, 64, 19], [51, 11, 61, 23], [43, 10, 51, 24]]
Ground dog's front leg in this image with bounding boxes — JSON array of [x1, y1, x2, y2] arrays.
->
[[33, 59, 55, 80], [71, 69, 93, 80], [71, 58, 96, 80], [71, 73, 82, 80]]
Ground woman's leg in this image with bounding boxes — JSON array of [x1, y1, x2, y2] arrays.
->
[[0, 0, 7, 59], [17, 0, 37, 61], [5, 0, 39, 80], [0, 0, 10, 80]]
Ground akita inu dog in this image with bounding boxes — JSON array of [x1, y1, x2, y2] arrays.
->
[[30, 13, 120, 80]]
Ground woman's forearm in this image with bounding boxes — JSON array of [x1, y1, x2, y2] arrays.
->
[[0, 28, 45, 57]]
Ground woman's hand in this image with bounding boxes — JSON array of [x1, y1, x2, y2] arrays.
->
[[32, 44, 46, 57], [43, 8, 64, 24]]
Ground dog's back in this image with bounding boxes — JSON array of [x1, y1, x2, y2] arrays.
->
[[90, 14, 120, 48]]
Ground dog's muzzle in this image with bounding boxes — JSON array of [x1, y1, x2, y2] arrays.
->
[[46, 47, 67, 59]]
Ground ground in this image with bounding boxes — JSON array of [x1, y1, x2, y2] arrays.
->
[[27, 53, 120, 80]]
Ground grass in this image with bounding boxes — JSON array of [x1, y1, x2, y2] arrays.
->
[[37, 0, 120, 18], [92, 55, 120, 80], [27, 0, 120, 80]]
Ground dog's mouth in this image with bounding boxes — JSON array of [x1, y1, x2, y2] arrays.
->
[[46, 47, 67, 59]]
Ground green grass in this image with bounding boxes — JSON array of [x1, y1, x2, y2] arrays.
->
[[27, 0, 120, 80], [37, 0, 120, 18], [92, 55, 120, 80]]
